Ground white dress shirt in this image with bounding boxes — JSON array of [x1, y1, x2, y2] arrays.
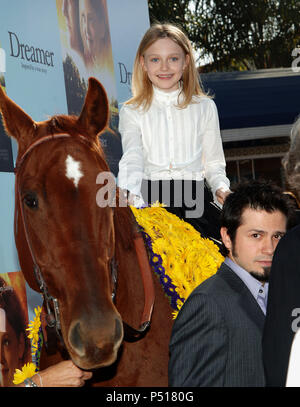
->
[[286, 329, 300, 386], [117, 85, 230, 201], [224, 257, 269, 315]]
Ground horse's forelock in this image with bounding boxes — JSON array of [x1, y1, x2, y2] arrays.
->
[[48, 114, 82, 136], [46, 114, 107, 160]]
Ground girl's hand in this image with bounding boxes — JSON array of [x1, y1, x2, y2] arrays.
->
[[119, 188, 144, 208], [216, 189, 231, 205], [128, 193, 141, 206]]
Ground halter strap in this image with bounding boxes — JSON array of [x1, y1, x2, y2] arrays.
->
[[14, 133, 155, 345], [122, 233, 155, 341], [14, 134, 74, 346], [15, 134, 75, 173]]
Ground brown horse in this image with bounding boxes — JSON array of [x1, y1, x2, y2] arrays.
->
[[0, 78, 173, 386]]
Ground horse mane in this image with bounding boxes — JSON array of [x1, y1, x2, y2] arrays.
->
[[48, 114, 84, 136]]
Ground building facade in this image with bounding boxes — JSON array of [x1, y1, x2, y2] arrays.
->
[[201, 68, 300, 190]]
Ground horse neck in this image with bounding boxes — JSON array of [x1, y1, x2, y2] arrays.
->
[[112, 206, 141, 324], [113, 206, 172, 328]]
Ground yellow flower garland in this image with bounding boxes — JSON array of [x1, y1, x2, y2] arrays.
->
[[131, 204, 224, 318]]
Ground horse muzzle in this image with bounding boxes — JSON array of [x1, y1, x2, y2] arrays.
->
[[67, 310, 124, 370]]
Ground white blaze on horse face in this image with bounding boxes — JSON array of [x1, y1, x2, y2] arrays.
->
[[65, 155, 83, 188]]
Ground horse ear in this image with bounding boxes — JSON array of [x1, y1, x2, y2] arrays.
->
[[0, 85, 36, 150], [77, 77, 109, 138]]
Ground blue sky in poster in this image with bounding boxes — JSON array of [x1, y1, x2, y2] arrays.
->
[[107, 0, 150, 106], [0, 172, 20, 274], [0, 0, 68, 120]]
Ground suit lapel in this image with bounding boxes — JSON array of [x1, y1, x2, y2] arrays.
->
[[218, 263, 265, 331]]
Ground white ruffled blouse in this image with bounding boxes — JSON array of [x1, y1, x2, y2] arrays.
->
[[117, 86, 230, 200]]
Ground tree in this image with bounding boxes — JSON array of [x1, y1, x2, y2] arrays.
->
[[62, 55, 87, 115], [0, 74, 5, 88], [148, 0, 300, 71], [148, 0, 190, 25]]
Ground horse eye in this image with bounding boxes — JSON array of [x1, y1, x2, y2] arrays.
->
[[24, 193, 38, 209]]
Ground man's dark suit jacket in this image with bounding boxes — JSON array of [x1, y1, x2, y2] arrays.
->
[[168, 262, 266, 387], [263, 225, 300, 387]]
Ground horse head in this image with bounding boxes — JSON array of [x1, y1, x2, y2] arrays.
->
[[0, 78, 124, 370]]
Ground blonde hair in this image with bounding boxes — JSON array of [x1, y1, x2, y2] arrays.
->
[[126, 23, 207, 110]]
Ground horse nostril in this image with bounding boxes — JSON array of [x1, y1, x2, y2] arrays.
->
[[69, 321, 85, 356], [114, 317, 123, 342]]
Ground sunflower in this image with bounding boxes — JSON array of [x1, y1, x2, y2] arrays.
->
[[13, 363, 37, 385], [26, 306, 42, 349]]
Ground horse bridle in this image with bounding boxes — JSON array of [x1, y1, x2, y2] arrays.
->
[[14, 133, 155, 348]]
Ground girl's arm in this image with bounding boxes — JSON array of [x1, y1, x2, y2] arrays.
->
[[201, 99, 230, 205]]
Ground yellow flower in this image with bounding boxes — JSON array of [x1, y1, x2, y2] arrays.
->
[[151, 201, 166, 208], [13, 363, 37, 385], [132, 206, 224, 319], [172, 310, 179, 319], [26, 306, 42, 349]]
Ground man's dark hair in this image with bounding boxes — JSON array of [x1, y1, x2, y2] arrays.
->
[[220, 179, 295, 256]]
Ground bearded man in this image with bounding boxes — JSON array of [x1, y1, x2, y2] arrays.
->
[[169, 180, 293, 387]]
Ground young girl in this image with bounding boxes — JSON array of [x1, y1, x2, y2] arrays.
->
[[117, 23, 230, 241]]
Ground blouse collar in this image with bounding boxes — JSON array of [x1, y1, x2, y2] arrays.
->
[[153, 84, 183, 105]]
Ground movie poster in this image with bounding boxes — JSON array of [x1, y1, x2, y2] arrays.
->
[[56, 0, 121, 176], [0, 55, 13, 172], [0, 272, 31, 387], [0, 0, 150, 386], [0, 2, 68, 118], [106, 0, 150, 106], [0, 111, 14, 173]]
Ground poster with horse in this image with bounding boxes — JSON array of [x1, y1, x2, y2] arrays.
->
[[0, 0, 150, 387]]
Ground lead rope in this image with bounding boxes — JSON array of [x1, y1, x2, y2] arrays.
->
[[121, 233, 155, 342]]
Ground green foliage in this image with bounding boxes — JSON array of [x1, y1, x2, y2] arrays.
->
[[63, 55, 87, 115], [0, 75, 5, 88], [148, 0, 300, 71], [148, 0, 190, 26]]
